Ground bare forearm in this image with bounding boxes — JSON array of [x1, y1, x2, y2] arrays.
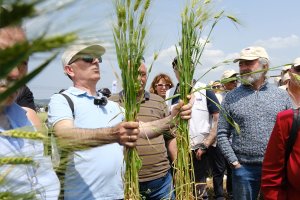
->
[[139, 116, 175, 139], [203, 113, 219, 147], [54, 126, 118, 148]]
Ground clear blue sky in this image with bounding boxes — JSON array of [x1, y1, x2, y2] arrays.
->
[[26, 0, 300, 99]]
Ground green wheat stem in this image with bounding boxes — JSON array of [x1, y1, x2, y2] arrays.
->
[[174, 1, 239, 199], [113, 0, 151, 199]]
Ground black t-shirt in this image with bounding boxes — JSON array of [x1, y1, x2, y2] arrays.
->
[[171, 83, 220, 114], [205, 90, 220, 114], [16, 85, 36, 111]]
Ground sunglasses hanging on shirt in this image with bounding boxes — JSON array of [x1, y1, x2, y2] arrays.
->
[[94, 92, 107, 106]]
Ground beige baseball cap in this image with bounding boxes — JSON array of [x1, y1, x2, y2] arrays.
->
[[282, 64, 292, 71], [221, 69, 238, 80], [61, 44, 106, 67], [292, 57, 300, 67], [233, 46, 269, 63]]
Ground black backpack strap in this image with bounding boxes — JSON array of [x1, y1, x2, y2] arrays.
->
[[59, 93, 75, 119], [283, 108, 300, 185], [57, 92, 74, 199]]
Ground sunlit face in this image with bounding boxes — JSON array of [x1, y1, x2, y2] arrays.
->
[[66, 56, 101, 83], [155, 78, 171, 99], [223, 79, 238, 91], [239, 59, 264, 85]]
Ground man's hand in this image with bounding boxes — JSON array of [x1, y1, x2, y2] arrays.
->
[[116, 121, 139, 148], [170, 95, 193, 120], [195, 149, 206, 160]]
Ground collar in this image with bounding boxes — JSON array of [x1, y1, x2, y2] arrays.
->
[[66, 86, 94, 97], [241, 79, 269, 91], [118, 90, 150, 102]]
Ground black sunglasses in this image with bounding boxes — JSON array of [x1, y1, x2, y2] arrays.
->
[[70, 55, 102, 64], [156, 83, 171, 88]]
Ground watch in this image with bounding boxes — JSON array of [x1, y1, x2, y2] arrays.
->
[[199, 143, 208, 151]]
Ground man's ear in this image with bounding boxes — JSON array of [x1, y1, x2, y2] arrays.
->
[[64, 65, 74, 77]]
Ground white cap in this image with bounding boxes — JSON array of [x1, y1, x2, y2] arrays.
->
[[282, 65, 292, 71], [221, 69, 238, 80], [292, 57, 300, 67], [281, 72, 290, 83], [234, 46, 269, 63], [61, 44, 105, 67]]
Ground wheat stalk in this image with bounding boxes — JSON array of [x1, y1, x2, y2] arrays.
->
[[0, 130, 46, 140], [174, 1, 239, 199], [113, 0, 151, 199], [0, 157, 34, 165]]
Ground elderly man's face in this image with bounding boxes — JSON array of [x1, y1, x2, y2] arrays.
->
[[239, 59, 264, 85], [66, 55, 101, 83]]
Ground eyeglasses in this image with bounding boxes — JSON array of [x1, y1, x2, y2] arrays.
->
[[212, 85, 222, 89], [156, 83, 171, 88], [69, 55, 102, 64]]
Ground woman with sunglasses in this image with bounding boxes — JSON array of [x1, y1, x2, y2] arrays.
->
[[149, 73, 174, 100]]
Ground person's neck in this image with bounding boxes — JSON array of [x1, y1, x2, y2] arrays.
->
[[74, 83, 97, 96], [288, 82, 300, 107], [250, 77, 266, 90]]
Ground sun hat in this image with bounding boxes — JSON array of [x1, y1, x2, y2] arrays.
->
[[221, 69, 238, 80], [233, 46, 269, 63], [61, 44, 106, 67], [292, 57, 300, 67]]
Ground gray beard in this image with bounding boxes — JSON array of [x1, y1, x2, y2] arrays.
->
[[242, 71, 264, 85]]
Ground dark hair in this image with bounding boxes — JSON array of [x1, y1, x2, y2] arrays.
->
[[172, 57, 178, 68], [98, 88, 111, 98]]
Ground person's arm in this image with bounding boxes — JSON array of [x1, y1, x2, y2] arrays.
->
[[53, 119, 139, 148], [202, 90, 220, 146], [195, 90, 220, 160], [195, 111, 219, 159], [139, 99, 192, 139], [22, 107, 42, 130], [166, 138, 177, 162], [48, 93, 139, 149], [261, 111, 289, 200], [217, 100, 239, 168], [16, 86, 43, 130]]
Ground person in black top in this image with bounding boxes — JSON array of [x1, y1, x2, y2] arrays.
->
[[16, 85, 42, 129]]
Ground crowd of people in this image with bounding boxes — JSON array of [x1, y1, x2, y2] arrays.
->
[[1, 24, 300, 200]]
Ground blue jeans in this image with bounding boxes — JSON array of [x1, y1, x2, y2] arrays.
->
[[139, 170, 175, 200], [232, 164, 262, 200]]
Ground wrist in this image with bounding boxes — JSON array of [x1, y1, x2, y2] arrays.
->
[[196, 142, 208, 152], [231, 161, 240, 168]]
